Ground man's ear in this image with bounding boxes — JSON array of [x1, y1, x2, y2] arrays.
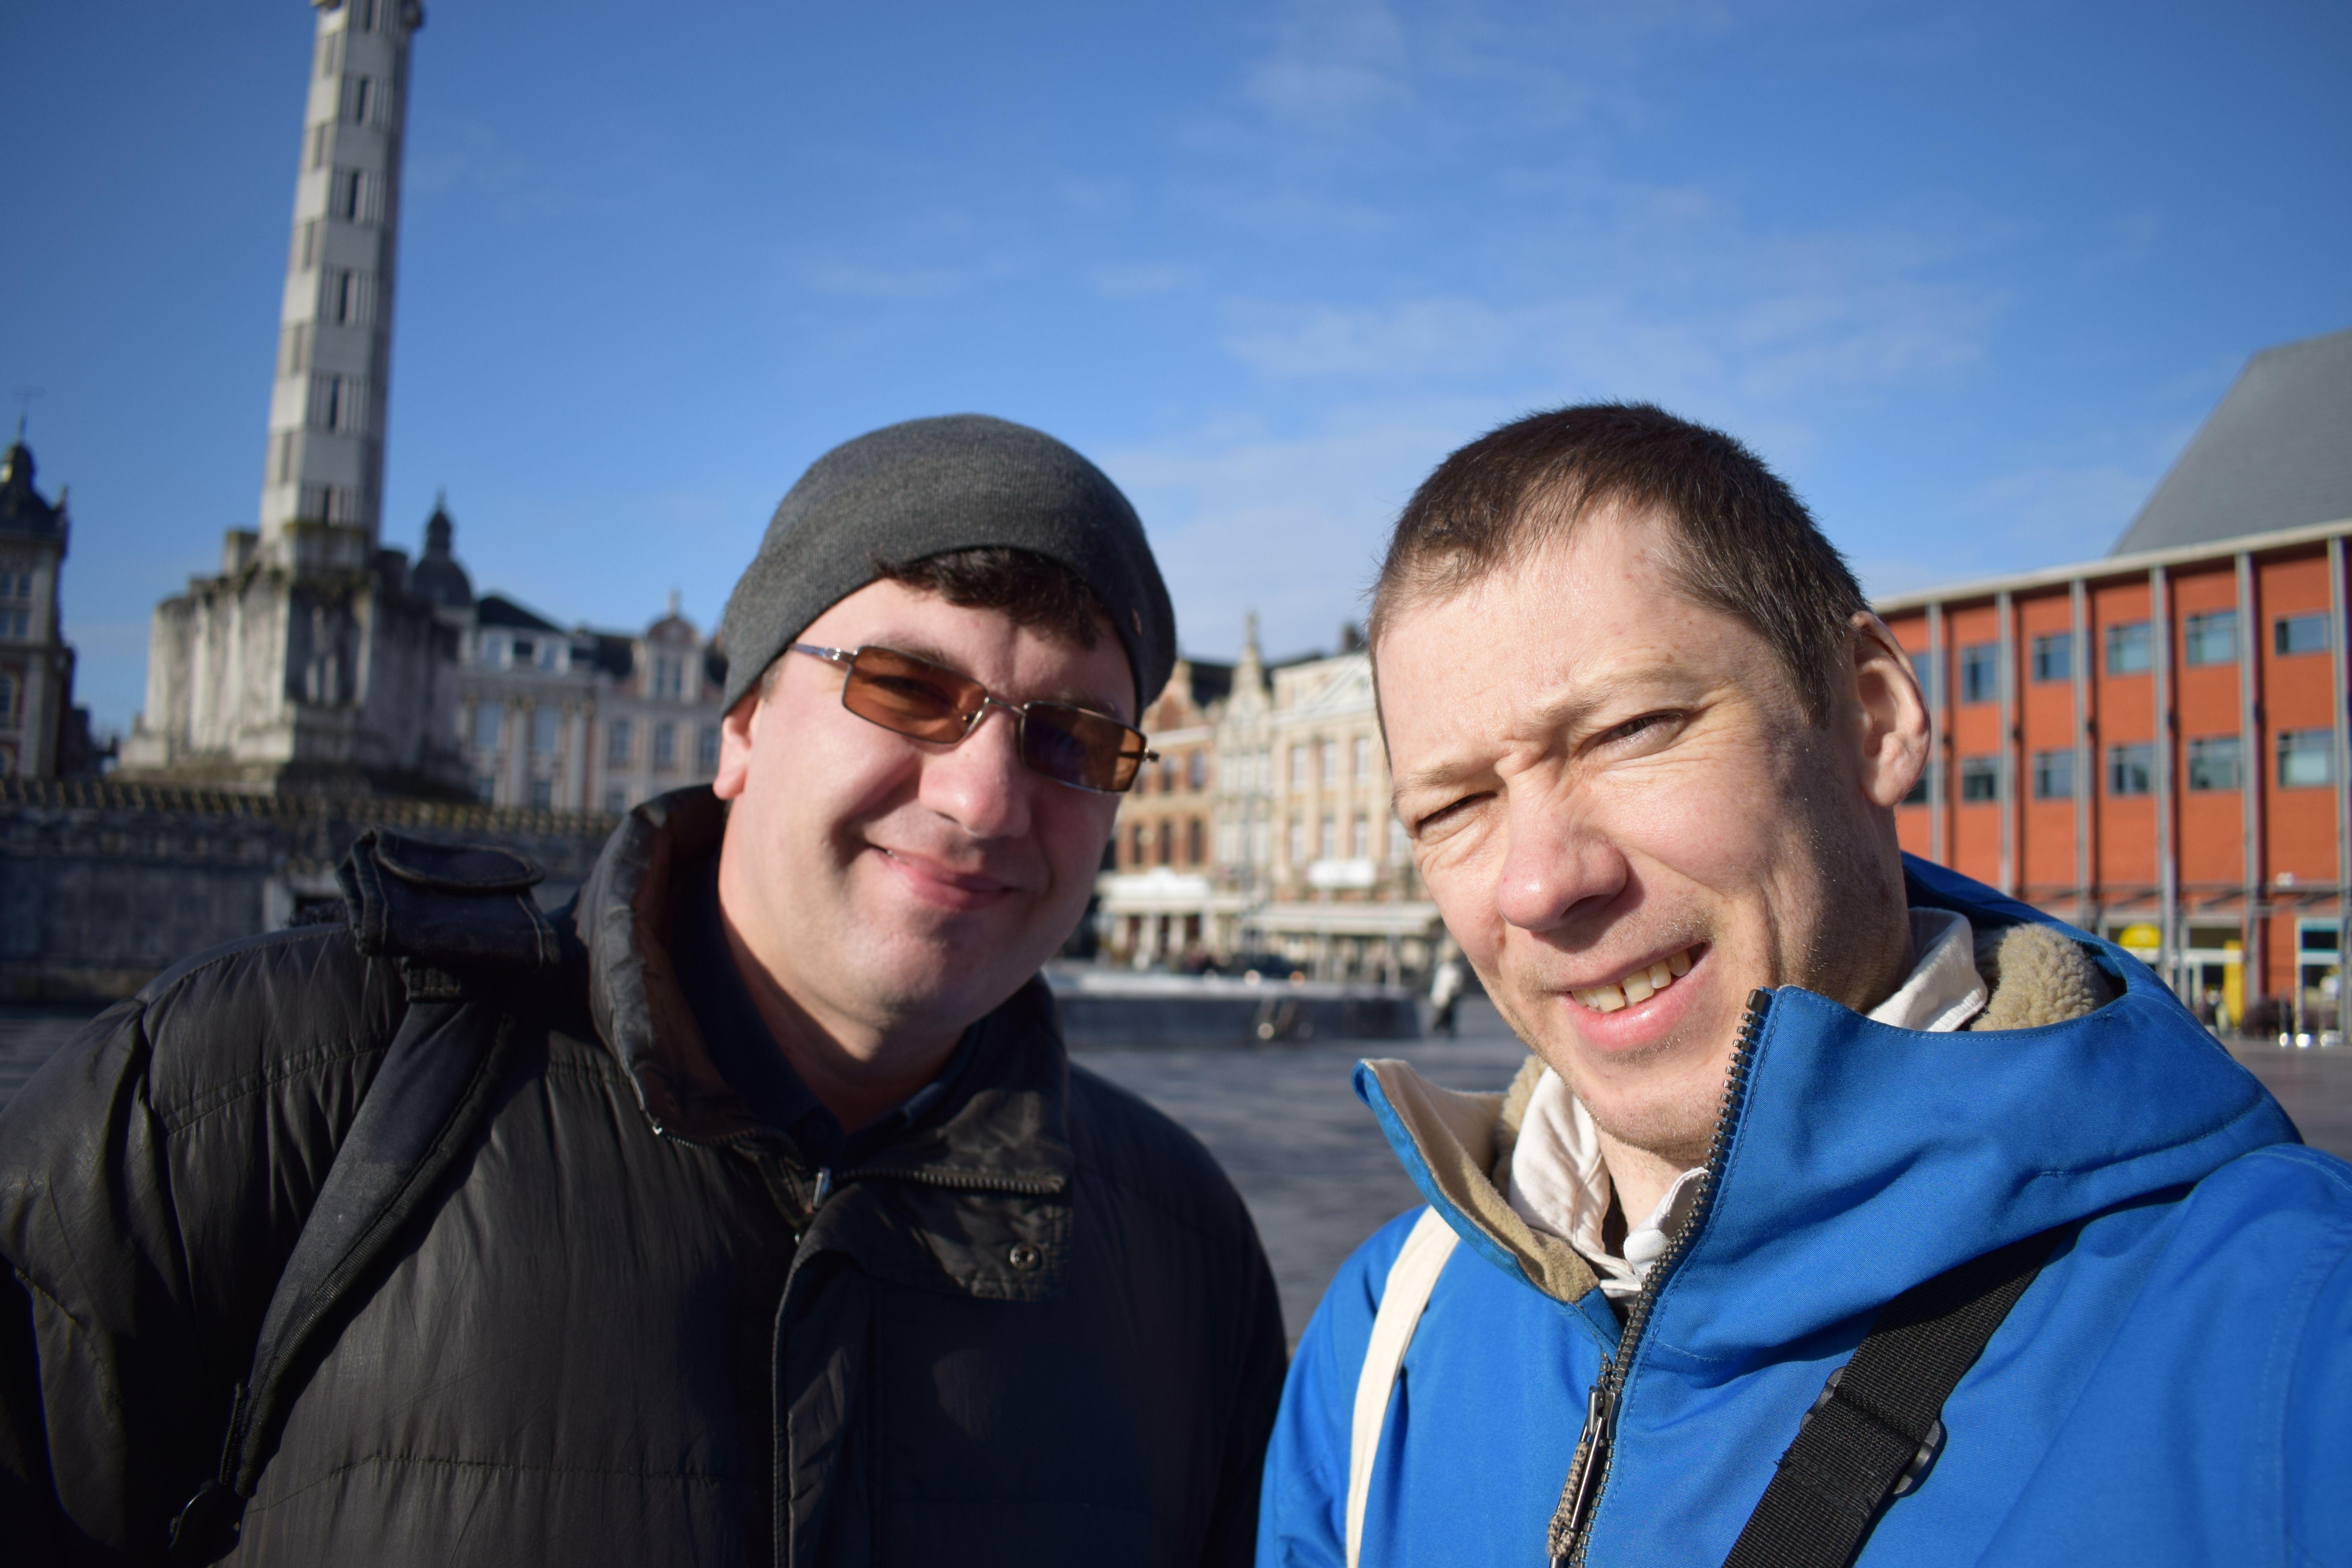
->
[[1846, 612, 1931, 809], [711, 690, 761, 801]]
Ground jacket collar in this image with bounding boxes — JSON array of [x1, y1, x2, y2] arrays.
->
[[1359, 857, 2296, 1349], [571, 786, 1076, 1194]]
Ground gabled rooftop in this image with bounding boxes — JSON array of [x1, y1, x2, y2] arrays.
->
[[2110, 326, 2352, 556]]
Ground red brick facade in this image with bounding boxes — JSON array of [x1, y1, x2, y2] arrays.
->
[[1881, 522, 2350, 1031]]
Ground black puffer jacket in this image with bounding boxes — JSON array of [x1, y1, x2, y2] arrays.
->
[[0, 790, 1286, 1565]]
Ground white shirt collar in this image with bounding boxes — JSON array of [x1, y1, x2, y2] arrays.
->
[[1504, 908, 1982, 1298]]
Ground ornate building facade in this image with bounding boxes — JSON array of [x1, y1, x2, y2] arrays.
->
[[1095, 617, 1443, 981]]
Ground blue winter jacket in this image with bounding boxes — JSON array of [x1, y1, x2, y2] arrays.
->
[[1258, 860, 2352, 1566]]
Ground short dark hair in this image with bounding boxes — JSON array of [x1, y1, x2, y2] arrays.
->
[[1369, 403, 1865, 722], [756, 546, 1109, 701]]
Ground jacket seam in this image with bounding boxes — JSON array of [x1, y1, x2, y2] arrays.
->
[[153, 1038, 391, 1135], [252, 1450, 733, 1512]]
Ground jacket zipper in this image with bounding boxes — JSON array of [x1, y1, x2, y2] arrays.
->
[[837, 1163, 1067, 1197], [1548, 986, 1773, 1568]]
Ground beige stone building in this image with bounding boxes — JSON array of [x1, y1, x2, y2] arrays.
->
[[1252, 633, 1440, 981], [1093, 617, 1444, 980]]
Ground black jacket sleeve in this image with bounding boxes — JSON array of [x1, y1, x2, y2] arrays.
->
[[0, 927, 399, 1564]]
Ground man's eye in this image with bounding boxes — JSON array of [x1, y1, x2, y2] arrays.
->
[[1600, 711, 1673, 746], [1414, 797, 1475, 835]]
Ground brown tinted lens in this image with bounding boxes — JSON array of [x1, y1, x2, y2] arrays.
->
[[1022, 704, 1148, 792], [840, 647, 982, 742]]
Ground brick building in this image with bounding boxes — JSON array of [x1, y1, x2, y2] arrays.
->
[[1881, 327, 2352, 1032]]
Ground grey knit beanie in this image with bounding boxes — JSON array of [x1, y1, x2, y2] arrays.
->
[[720, 414, 1176, 716]]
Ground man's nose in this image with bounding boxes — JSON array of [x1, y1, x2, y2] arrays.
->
[[1491, 789, 1626, 932], [920, 704, 1034, 839]]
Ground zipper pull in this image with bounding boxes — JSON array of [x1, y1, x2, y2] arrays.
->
[[1552, 1361, 1617, 1562], [811, 1165, 833, 1210]]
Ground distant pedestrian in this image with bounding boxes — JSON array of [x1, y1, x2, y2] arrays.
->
[[2, 416, 1283, 1567], [1427, 950, 1466, 1036]]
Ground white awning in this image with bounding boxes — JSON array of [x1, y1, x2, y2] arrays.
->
[[1249, 900, 1444, 938]]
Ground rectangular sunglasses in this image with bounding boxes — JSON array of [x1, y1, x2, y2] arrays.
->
[[790, 643, 1156, 794]]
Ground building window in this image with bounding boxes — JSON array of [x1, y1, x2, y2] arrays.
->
[[532, 706, 561, 755], [1158, 821, 1174, 864], [697, 724, 720, 771], [1353, 735, 1372, 780], [2186, 736, 2242, 792], [528, 778, 554, 809], [537, 640, 564, 672], [604, 788, 628, 814], [474, 774, 496, 803], [2107, 742, 2155, 797], [2032, 750, 2074, 800], [341, 74, 373, 125], [0, 673, 15, 723], [1290, 748, 1307, 788], [1908, 648, 1941, 709], [2106, 622, 2153, 676], [310, 123, 330, 171], [2279, 729, 2335, 789], [653, 721, 677, 768], [2276, 613, 2331, 657], [1160, 754, 1177, 793], [1901, 759, 1937, 806], [606, 718, 633, 763], [472, 702, 502, 753], [654, 654, 684, 699], [1319, 814, 1337, 859], [1959, 643, 1998, 704], [1319, 740, 1338, 784], [0, 572, 27, 601], [1287, 817, 1304, 864], [2181, 610, 2237, 667], [1959, 756, 2000, 802], [2030, 633, 2073, 683], [1351, 813, 1370, 859], [0, 608, 29, 640], [1389, 817, 1409, 862], [1133, 822, 1149, 867], [1189, 750, 1208, 791]]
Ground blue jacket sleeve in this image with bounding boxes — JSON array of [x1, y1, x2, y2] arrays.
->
[[2285, 1161, 2352, 1567], [1256, 1207, 1425, 1568]]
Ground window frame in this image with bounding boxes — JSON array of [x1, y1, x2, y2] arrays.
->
[[2029, 632, 2073, 684], [2105, 622, 2153, 676], [2107, 741, 2156, 797], [2184, 735, 2242, 792]]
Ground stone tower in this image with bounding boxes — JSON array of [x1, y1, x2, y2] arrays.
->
[[260, 0, 423, 550], [119, 0, 467, 797]]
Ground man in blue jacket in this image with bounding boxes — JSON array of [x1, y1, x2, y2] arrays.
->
[[1259, 403, 2352, 1567]]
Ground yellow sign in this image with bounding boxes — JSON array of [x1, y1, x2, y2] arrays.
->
[[2117, 923, 2161, 952], [2223, 939, 2243, 1031]]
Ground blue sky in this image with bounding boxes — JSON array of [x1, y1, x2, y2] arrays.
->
[[4, 0, 2346, 735]]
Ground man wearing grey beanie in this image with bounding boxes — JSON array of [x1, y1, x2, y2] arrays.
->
[[1, 416, 1286, 1566]]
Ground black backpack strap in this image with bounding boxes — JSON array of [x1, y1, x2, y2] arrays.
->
[[1721, 1225, 2065, 1568], [166, 829, 554, 1566]]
